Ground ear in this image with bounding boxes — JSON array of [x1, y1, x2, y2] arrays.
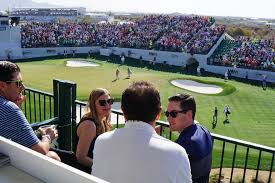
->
[[186, 110, 193, 120], [121, 107, 128, 121], [155, 107, 162, 121], [0, 81, 7, 97], [0, 81, 6, 90]]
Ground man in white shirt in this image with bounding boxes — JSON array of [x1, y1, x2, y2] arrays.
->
[[92, 81, 192, 183]]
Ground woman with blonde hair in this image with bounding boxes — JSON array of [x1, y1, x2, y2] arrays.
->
[[73, 88, 113, 173]]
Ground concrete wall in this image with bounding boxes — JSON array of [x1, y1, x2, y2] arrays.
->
[[22, 47, 100, 59], [21, 46, 208, 67], [110, 47, 194, 66], [205, 65, 275, 83], [0, 136, 108, 183], [109, 47, 211, 67]]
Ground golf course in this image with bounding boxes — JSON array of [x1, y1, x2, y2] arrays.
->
[[17, 56, 275, 148]]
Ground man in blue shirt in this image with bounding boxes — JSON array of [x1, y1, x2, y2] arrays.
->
[[0, 61, 60, 160], [166, 93, 213, 183]]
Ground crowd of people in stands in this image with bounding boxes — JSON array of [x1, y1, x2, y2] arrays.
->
[[209, 37, 275, 71], [21, 15, 224, 54]]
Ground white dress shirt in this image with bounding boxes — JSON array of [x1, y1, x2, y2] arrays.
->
[[92, 120, 192, 183]]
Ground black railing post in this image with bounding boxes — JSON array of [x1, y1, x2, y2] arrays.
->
[[116, 114, 119, 128], [255, 150, 262, 182], [218, 141, 226, 183], [242, 147, 250, 183], [53, 80, 59, 118], [28, 90, 32, 122], [268, 153, 274, 183], [71, 82, 77, 150], [229, 144, 237, 183], [53, 79, 76, 151], [38, 93, 41, 121], [34, 93, 37, 122]]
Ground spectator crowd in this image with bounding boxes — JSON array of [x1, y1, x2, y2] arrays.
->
[[21, 15, 224, 54], [209, 37, 275, 71]]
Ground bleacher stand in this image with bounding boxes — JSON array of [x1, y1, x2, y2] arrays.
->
[[21, 15, 224, 55], [209, 37, 275, 71]]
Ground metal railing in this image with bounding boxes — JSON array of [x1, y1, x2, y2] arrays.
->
[[23, 88, 54, 123], [211, 133, 275, 183], [74, 100, 86, 121], [75, 100, 123, 129], [72, 104, 275, 183], [25, 85, 275, 183]]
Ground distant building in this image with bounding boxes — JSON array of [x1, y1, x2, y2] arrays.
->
[[0, 13, 9, 26], [0, 15, 22, 60], [10, 7, 86, 23]]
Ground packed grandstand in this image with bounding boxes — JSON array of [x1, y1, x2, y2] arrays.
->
[[209, 37, 275, 71], [21, 15, 225, 54]]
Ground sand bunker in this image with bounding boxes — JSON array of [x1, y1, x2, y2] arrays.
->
[[171, 80, 223, 94], [66, 60, 99, 67]]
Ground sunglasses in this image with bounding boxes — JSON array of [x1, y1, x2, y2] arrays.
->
[[5, 80, 24, 88], [98, 98, 114, 106], [165, 110, 187, 118]]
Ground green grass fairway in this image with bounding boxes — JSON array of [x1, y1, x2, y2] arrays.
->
[[18, 58, 275, 148]]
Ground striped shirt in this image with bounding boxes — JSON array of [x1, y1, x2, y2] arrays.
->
[[0, 95, 39, 148]]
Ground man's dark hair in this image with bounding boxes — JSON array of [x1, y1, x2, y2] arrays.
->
[[0, 61, 20, 81], [121, 81, 161, 123], [168, 93, 196, 119]]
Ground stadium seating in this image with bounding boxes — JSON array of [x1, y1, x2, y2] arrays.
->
[[208, 37, 275, 71], [21, 15, 224, 55]]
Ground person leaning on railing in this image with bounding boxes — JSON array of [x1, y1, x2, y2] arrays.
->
[[166, 93, 212, 183], [0, 61, 60, 161]]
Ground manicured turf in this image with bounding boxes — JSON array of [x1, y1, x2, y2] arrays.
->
[[18, 57, 275, 149]]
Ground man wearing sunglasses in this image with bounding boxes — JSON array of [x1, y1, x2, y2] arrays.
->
[[0, 61, 60, 161], [93, 81, 192, 183], [167, 93, 213, 183]]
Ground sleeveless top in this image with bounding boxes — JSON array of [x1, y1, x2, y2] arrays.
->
[[73, 117, 98, 159]]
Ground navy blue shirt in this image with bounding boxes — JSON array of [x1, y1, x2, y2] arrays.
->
[[0, 95, 39, 148], [176, 123, 212, 182]]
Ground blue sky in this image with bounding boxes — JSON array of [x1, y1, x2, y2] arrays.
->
[[33, 0, 275, 19]]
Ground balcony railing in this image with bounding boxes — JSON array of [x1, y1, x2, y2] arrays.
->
[[23, 88, 54, 123], [24, 81, 275, 183]]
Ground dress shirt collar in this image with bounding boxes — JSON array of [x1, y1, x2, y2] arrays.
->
[[125, 120, 156, 134]]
